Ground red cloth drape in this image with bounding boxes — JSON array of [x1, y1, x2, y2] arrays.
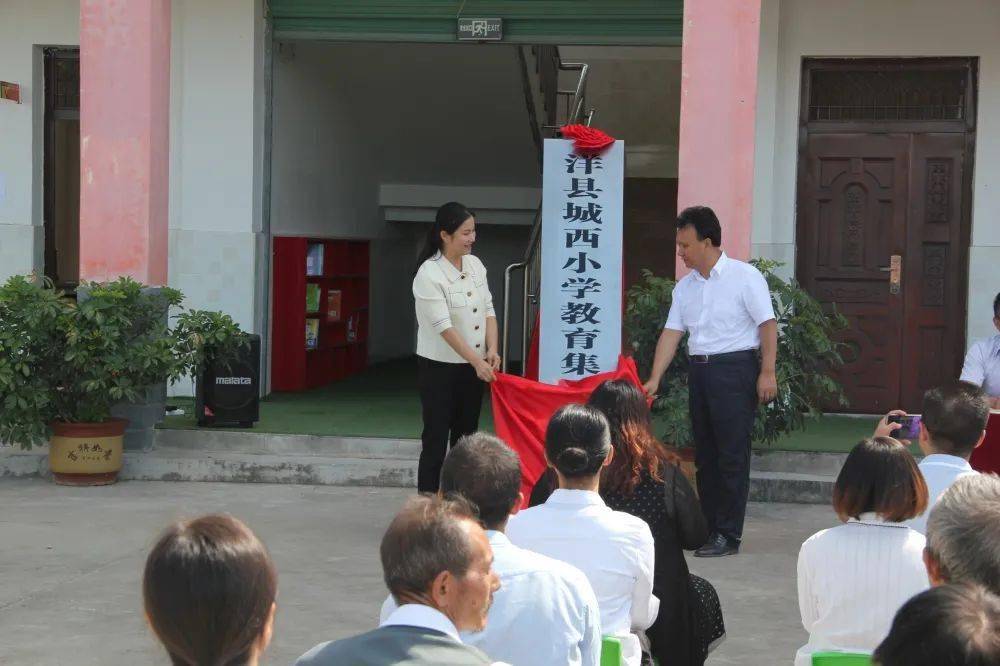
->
[[490, 355, 643, 506], [970, 412, 1000, 475]]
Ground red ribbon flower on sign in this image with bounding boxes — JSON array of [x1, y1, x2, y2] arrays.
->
[[560, 124, 615, 155]]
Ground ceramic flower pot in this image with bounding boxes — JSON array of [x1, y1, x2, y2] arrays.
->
[[48, 418, 127, 486]]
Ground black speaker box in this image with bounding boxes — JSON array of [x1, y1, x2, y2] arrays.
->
[[195, 334, 260, 427]]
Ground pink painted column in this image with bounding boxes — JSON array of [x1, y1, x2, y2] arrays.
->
[[79, 0, 170, 285], [676, 0, 761, 274]]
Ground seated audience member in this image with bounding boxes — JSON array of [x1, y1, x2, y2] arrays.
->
[[587, 379, 712, 666], [507, 404, 658, 666], [297, 495, 500, 666], [143, 514, 278, 666], [925, 474, 1000, 593], [873, 583, 1000, 666], [960, 291, 1000, 409], [795, 437, 929, 666], [381, 432, 602, 666], [874, 381, 989, 533]]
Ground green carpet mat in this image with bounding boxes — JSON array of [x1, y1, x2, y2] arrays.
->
[[161, 358, 884, 453]]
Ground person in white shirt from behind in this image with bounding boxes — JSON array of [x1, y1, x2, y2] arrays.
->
[[872, 381, 990, 534], [507, 404, 658, 666], [380, 432, 603, 666], [795, 437, 930, 666], [960, 291, 1000, 409]]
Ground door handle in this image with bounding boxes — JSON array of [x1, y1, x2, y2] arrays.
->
[[880, 255, 902, 294]]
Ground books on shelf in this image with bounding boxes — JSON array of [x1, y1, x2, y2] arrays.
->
[[305, 319, 320, 350], [326, 290, 342, 322], [306, 243, 324, 276], [305, 283, 321, 313]]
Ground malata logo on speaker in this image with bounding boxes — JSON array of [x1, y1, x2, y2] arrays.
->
[[216, 377, 253, 385]]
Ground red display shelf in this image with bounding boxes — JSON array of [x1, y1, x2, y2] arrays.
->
[[272, 237, 370, 391]]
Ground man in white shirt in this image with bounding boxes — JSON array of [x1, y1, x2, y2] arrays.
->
[[875, 381, 990, 534], [642, 206, 778, 557], [960, 291, 1000, 409], [296, 495, 501, 666], [381, 433, 603, 666]]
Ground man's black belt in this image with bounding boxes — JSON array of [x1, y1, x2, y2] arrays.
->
[[689, 349, 758, 364]]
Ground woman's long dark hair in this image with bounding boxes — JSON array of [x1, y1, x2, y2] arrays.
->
[[415, 202, 475, 272], [143, 514, 277, 666], [545, 403, 612, 479], [587, 379, 680, 495]]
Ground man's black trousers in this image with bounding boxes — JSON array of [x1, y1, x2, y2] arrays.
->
[[687, 351, 759, 542], [416, 356, 484, 493]]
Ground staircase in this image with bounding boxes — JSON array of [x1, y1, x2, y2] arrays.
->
[[503, 46, 595, 374]]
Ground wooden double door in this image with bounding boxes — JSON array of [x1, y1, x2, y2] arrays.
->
[[797, 59, 976, 412]]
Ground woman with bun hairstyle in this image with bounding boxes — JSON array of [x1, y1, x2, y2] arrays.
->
[[143, 514, 277, 666], [412, 202, 500, 493], [589, 379, 711, 666], [507, 404, 658, 666]]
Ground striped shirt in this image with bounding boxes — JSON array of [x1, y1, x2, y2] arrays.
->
[[795, 513, 929, 665]]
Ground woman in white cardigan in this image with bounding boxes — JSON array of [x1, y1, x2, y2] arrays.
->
[[795, 437, 930, 665]]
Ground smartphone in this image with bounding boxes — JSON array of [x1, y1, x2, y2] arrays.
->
[[887, 414, 922, 440]]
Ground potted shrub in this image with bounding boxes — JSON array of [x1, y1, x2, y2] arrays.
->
[[0, 275, 246, 485], [625, 260, 848, 481]]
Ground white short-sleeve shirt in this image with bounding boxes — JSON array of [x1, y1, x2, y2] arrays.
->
[[663, 253, 776, 356], [413, 253, 496, 364], [960, 334, 1000, 397]]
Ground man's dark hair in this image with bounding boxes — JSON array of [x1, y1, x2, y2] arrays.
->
[[832, 437, 928, 522], [143, 514, 277, 666], [441, 432, 522, 530], [676, 206, 722, 247], [922, 381, 990, 456], [380, 495, 478, 602], [994, 291, 1000, 319], [873, 583, 1000, 666]]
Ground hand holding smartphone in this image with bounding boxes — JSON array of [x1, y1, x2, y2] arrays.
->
[[887, 414, 922, 440]]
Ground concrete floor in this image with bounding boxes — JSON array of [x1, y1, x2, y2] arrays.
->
[[0, 479, 837, 665]]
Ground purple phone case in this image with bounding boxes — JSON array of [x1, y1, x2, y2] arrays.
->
[[893, 416, 921, 439]]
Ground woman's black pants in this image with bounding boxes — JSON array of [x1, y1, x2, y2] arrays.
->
[[417, 356, 484, 492]]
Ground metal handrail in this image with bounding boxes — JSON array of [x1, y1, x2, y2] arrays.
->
[[503, 48, 593, 375]]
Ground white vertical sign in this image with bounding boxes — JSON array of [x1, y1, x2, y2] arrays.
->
[[539, 139, 624, 385]]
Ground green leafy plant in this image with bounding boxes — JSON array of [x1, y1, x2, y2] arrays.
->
[[0, 275, 247, 449], [625, 260, 848, 449]]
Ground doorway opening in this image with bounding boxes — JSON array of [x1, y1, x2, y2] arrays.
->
[[259, 41, 680, 431], [796, 57, 977, 412], [42, 48, 81, 290]]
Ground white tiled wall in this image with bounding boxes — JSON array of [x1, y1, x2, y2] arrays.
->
[[0, 224, 38, 281], [168, 228, 256, 329]]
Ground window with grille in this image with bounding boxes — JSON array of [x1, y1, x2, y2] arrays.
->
[[807, 63, 969, 122]]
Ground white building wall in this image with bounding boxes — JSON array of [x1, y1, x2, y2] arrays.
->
[[752, 0, 1000, 346], [0, 0, 79, 282], [168, 0, 261, 333]]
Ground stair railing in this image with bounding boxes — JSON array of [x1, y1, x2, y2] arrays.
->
[[503, 48, 594, 374]]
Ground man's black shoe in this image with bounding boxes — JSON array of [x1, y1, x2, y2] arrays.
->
[[693, 533, 739, 557]]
